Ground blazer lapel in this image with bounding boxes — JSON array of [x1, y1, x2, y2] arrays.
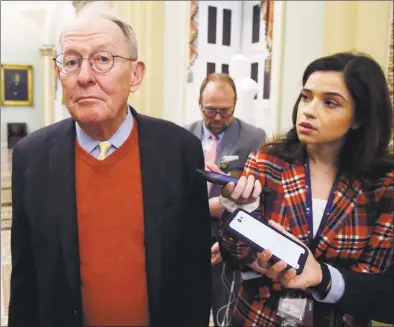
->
[[188, 119, 240, 166], [314, 176, 363, 257], [216, 119, 240, 166], [281, 162, 310, 245], [49, 119, 81, 306], [133, 108, 167, 317], [281, 161, 363, 256], [190, 120, 203, 139]]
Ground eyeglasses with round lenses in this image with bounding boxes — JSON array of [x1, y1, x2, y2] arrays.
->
[[53, 51, 135, 74]]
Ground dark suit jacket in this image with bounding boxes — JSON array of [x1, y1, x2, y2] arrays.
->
[[8, 108, 212, 327], [335, 264, 394, 324], [185, 118, 266, 238]]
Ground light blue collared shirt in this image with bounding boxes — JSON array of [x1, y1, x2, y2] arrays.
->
[[201, 124, 224, 159], [312, 265, 345, 303], [75, 106, 133, 158]]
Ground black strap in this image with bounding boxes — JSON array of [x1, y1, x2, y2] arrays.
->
[[309, 263, 332, 298]]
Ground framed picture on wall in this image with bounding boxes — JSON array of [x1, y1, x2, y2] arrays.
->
[[1, 64, 33, 106]]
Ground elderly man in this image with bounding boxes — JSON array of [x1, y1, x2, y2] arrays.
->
[[8, 9, 211, 327], [185, 73, 266, 327]]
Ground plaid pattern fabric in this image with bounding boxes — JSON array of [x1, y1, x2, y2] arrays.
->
[[218, 151, 394, 327]]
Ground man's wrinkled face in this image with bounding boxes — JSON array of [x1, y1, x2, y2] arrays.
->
[[58, 18, 144, 125]]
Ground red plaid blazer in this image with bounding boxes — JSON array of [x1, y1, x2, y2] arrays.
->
[[219, 151, 394, 327]]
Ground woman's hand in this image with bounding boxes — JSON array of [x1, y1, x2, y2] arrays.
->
[[206, 161, 261, 206], [248, 256, 269, 274], [205, 161, 222, 173], [256, 221, 323, 289], [211, 242, 223, 265], [221, 175, 262, 205], [204, 162, 226, 217]]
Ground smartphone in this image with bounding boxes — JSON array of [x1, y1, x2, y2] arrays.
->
[[196, 169, 239, 186], [225, 209, 308, 275]]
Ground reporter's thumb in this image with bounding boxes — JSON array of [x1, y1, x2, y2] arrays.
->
[[268, 220, 286, 233], [257, 250, 271, 268]]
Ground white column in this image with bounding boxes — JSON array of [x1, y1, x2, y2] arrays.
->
[[270, 1, 325, 135], [162, 1, 190, 125], [40, 45, 56, 127], [269, 1, 286, 137]]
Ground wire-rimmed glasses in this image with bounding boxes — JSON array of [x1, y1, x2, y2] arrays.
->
[[53, 51, 135, 75]]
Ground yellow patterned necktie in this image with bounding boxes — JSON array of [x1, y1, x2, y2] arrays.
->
[[97, 141, 112, 160]]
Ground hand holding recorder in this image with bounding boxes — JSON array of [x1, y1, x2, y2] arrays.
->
[[221, 174, 261, 205], [197, 168, 312, 276], [225, 209, 310, 275], [196, 168, 262, 205], [199, 163, 231, 219], [256, 220, 323, 289]]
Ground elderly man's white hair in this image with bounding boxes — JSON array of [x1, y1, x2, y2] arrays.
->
[[58, 3, 138, 60]]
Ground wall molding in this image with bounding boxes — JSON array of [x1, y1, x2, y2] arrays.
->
[[39, 45, 55, 57]]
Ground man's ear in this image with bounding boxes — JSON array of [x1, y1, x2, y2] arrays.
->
[[130, 61, 146, 93], [199, 103, 205, 116], [56, 67, 61, 78]]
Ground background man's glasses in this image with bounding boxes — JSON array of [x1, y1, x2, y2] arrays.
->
[[202, 108, 234, 118], [202, 109, 234, 118], [53, 51, 135, 75]]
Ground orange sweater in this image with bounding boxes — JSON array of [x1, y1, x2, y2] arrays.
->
[[75, 123, 149, 326]]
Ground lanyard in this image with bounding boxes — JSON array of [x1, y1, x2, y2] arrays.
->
[[304, 159, 340, 245]]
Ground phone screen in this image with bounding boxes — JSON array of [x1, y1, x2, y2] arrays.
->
[[205, 171, 239, 184], [229, 211, 305, 269]]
